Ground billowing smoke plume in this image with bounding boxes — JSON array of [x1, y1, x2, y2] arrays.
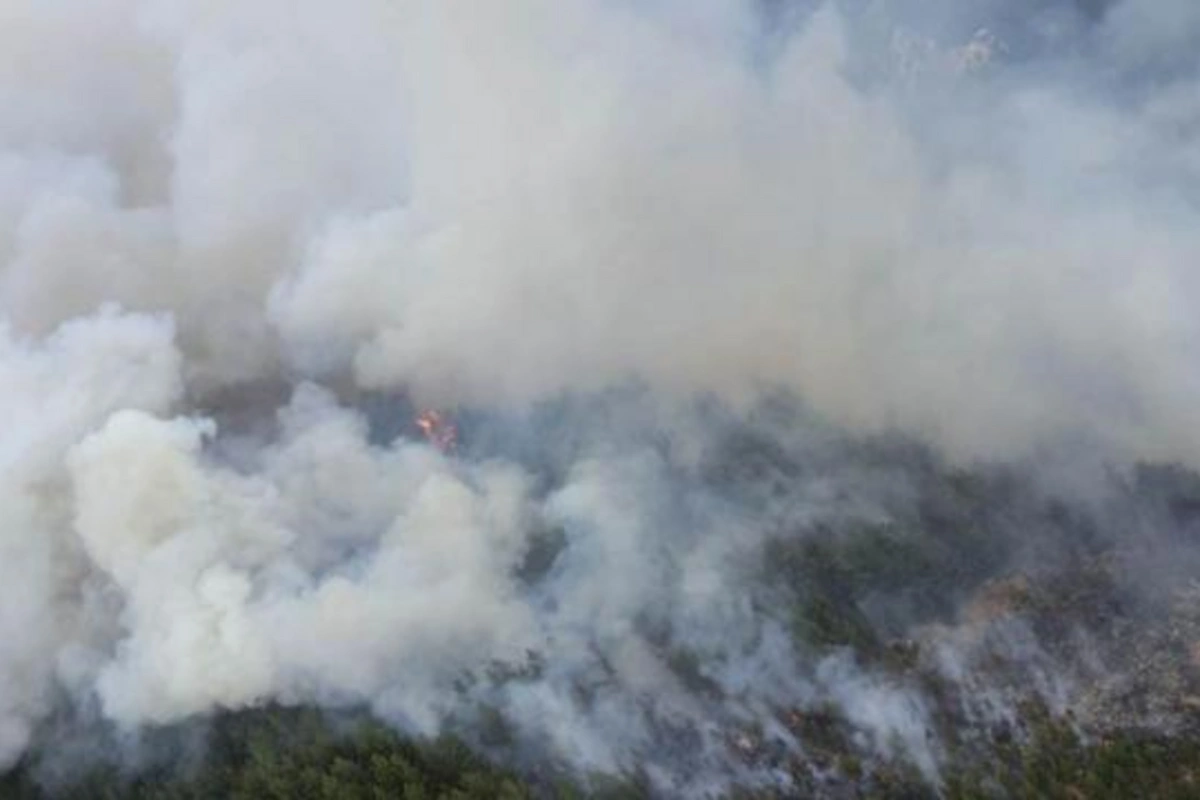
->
[[1, 0, 1199, 794]]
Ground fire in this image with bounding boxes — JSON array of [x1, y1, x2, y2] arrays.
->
[[415, 409, 458, 453]]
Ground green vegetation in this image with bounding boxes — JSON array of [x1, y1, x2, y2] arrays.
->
[[0, 707, 535, 800], [944, 705, 1200, 800], [763, 462, 1014, 658], [0, 706, 661, 800], [5, 700, 1199, 799], [6, 441, 1200, 798]]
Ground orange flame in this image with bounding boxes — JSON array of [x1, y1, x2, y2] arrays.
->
[[415, 410, 458, 453]]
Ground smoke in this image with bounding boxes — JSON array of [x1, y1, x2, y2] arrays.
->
[[0, 0, 1198, 793]]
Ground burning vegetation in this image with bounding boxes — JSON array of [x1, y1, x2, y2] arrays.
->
[[415, 410, 459, 453], [2, 0, 1200, 798], [7, 415, 1200, 799]]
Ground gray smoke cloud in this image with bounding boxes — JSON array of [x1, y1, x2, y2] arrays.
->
[[0, 0, 1198, 793]]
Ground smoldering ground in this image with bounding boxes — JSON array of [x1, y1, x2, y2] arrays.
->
[[1, 0, 1200, 796]]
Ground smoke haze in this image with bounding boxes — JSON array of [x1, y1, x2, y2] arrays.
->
[[1, 0, 1199, 794]]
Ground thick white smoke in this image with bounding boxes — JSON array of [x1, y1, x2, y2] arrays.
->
[[3, 0, 1198, 458], [0, 309, 179, 763], [0, 0, 1197, 791]]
